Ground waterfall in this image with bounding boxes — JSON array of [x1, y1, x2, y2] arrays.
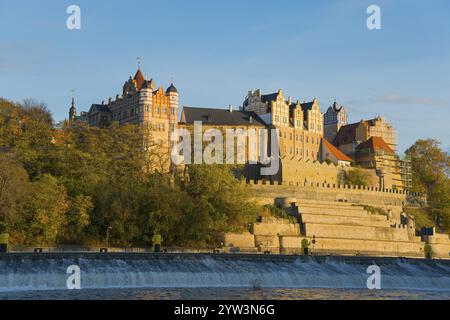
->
[[1, 254, 449, 293]]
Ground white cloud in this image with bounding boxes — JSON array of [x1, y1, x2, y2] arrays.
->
[[374, 93, 448, 108]]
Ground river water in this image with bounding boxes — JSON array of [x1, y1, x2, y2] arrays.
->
[[1, 254, 449, 300], [1, 287, 450, 300]]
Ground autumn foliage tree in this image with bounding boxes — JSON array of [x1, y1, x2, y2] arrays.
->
[[0, 97, 257, 247], [406, 139, 450, 233]]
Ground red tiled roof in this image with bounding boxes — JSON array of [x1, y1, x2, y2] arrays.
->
[[322, 138, 353, 162], [357, 136, 394, 154], [133, 68, 146, 91]]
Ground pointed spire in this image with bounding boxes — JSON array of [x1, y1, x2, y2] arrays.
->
[[69, 92, 77, 121], [133, 68, 145, 91]]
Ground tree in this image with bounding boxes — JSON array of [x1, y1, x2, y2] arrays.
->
[[24, 174, 69, 245], [406, 139, 450, 233], [406, 139, 449, 194], [61, 195, 93, 243], [345, 168, 368, 186], [0, 153, 31, 236], [1, 96, 261, 247], [184, 164, 258, 245]]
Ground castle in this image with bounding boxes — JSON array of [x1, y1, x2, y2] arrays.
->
[[68, 67, 450, 259], [69, 68, 411, 191], [70, 68, 179, 171]]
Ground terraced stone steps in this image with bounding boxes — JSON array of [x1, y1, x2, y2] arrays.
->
[[298, 206, 371, 218], [308, 236, 424, 258], [300, 213, 391, 228], [304, 223, 420, 242]]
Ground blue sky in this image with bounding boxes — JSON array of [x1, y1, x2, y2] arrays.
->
[[0, 0, 449, 153]]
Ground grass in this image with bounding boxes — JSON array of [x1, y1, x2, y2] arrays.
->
[[404, 207, 435, 231], [362, 205, 389, 218]]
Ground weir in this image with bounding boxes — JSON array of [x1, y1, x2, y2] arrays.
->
[[1, 253, 450, 293]]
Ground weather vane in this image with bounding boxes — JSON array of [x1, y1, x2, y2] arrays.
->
[[137, 57, 142, 69]]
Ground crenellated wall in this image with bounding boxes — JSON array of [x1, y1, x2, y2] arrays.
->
[[246, 179, 423, 207]]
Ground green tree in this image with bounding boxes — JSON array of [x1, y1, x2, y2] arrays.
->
[[24, 175, 69, 245], [345, 168, 368, 186], [0, 153, 31, 238], [406, 139, 450, 233], [185, 164, 257, 245], [61, 195, 93, 243]]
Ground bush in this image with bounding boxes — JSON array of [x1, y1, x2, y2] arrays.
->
[[345, 168, 368, 186]]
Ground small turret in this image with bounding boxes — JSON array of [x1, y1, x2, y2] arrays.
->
[[166, 83, 178, 94], [69, 97, 77, 121], [167, 83, 179, 152]]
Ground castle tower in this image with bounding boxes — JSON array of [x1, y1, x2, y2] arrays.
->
[[166, 83, 179, 149], [324, 101, 347, 142], [69, 97, 77, 121], [139, 79, 153, 125]]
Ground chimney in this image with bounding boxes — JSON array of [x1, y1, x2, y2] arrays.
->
[[229, 105, 233, 113], [249, 116, 253, 124]]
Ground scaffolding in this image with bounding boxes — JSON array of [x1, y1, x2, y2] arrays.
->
[[397, 155, 412, 191]]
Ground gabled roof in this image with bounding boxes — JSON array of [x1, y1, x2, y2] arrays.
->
[[90, 104, 112, 113], [322, 138, 353, 162], [181, 107, 266, 126], [356, 136, 395, 155]]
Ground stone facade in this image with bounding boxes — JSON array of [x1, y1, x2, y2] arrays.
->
[[243, 90, 324, 162]]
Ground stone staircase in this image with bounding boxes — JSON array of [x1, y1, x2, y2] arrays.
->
[[296, 200, 424, 257], [224, 199, 450, 259]]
